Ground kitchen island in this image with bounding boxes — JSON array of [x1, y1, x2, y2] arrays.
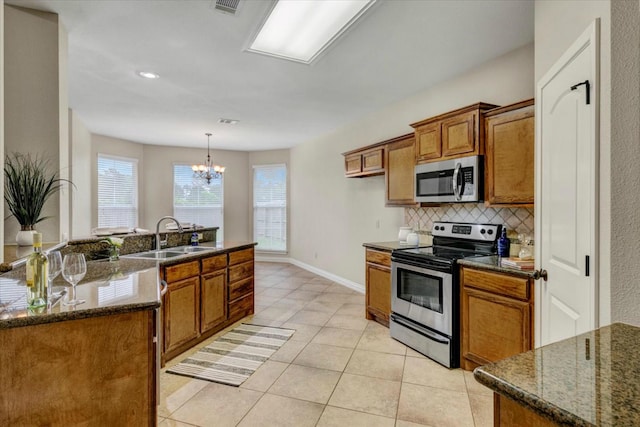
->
[[0, 240, 256, 426], [474, 322, 640, 426]]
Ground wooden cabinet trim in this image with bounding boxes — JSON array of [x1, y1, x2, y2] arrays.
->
[[462, 267, 530, 301], [410, 102, 499, 128], [164, 260, 200, 283], [229, 248, 255, 266], [365, 249, 391, 267]]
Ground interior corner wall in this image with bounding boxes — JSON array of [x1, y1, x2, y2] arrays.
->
[[70, 110, 92, 238], [609, 0, 640, 325], [4, 5, 62, 243], [289, 43, 535, 286], [142, 144, 251, 240], [248, 149, 291, 259], [535, 0, 613, 326], [1, 0, 5, 260]]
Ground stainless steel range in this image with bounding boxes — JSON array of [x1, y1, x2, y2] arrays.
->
[[390, 222, 501, 368]]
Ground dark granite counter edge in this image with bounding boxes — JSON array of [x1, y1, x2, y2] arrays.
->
[[473, 367, 593, 427], [457, 257, 536, 279], [0, 301, 161, 330]]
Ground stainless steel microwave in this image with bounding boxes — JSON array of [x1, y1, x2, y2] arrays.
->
[[415, 155, 483, 203]]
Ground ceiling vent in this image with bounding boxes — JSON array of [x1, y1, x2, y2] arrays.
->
[[213, 0, 240, 15], [218, 118, 239, 125]]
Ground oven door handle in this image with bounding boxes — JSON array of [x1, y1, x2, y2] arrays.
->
[[452, 162, 462, 201], [391, 314, 449, 344]]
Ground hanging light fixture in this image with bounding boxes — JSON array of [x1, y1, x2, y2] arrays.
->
[[192, 133, 225, 184]]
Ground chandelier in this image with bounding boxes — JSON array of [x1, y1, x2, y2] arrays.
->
[[192, 133, 225, 184]]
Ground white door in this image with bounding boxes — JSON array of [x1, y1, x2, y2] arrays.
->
[[535, 21, 599, 347]]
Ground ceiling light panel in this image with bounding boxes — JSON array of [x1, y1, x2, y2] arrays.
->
[[248, 0, 375, 64]]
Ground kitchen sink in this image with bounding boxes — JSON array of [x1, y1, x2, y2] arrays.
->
[[124, 251, 184, 259], [172, 246, 214, 253]]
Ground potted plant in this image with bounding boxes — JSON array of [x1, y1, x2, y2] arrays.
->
[[4, 152, 72, 246]]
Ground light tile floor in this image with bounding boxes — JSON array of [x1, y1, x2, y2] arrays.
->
[[158, 262, 493, 427]]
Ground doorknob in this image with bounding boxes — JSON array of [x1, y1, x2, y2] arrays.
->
[[533, 269, 548, 281]]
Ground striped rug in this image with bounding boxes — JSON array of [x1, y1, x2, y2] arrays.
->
[[166, 323, 295, 387]]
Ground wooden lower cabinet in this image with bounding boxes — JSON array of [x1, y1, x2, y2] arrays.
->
[[0, 310, 157, 426], [494, 394, 560, 427], [365, 248, 391, 326], [161, 246, 255, 364], [460, 266, 534, 370]]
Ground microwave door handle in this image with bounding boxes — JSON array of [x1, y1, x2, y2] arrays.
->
[[452, 163, 462, 200]]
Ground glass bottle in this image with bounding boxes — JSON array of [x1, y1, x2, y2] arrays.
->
[[26, 232, 48, 310]]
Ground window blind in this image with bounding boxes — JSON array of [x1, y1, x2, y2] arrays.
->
[[253, 164, 287, 252], [173, 164, 224, 242], [97, 154, 138, 228]]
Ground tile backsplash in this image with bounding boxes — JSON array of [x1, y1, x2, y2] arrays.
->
[[405, 204, 534, 236]]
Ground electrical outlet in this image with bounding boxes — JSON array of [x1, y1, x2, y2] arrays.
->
[[197, 233, 203, 241]]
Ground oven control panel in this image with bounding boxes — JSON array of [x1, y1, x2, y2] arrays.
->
[[431, 222, 501, 241]]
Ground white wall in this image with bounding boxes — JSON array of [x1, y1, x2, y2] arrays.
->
[[248, 150, 290, 257], [4, 5, 63, 243], [142, 144, 251, 240], [609, 0, 640, 324], [290, 44, 535, 286], [69, 110, 92, 238]]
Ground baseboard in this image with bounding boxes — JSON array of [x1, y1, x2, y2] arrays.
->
[[255, 256, 365, 294]]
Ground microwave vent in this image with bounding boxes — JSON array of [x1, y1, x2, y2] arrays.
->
[[213, 0, 240, 15]]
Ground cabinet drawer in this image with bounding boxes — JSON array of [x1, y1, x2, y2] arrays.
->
[[201, 254, 227, 274], [229, 292, 254, 319], [164, 260, 200, 283], [229, 277, 253, 301], [462, 268, 529, 300], [229, 248, 254, 266], [365, 249, 391, 267], [229, 260, 253, 283]]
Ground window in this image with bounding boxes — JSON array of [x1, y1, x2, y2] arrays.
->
[[173, 164, 224, 241], [97, 154, 138, 228], [253, 164, 287, 252]]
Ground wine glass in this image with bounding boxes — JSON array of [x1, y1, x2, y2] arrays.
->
[[62, 253, 87, 306], [47, 251, 63, 301]]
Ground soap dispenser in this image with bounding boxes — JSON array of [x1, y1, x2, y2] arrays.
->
[[497, 226, 510, 258]]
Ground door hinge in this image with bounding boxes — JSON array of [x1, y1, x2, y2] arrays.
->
[[570, 80, 591, 105], [585, 255, 590, 277]]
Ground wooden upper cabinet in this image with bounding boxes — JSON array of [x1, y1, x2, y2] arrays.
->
[[415, 121, 441, 161], [385, 133, 417, 207], [484, 99, 535, 206], [343, 145, 385, 177], [411, 102, 498, 164]]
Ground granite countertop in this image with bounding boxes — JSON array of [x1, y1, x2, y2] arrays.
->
[[0, 240, 256, 330], [0, 257, 159, 329], [474, 323, 640, 426], [458, 255, 536, 278], [363, 241, 421, 252]]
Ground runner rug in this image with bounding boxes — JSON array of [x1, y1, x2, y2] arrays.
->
[[166, 323, 295, 387]]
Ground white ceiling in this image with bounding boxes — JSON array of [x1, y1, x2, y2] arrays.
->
[[8, 0, 534, 151]]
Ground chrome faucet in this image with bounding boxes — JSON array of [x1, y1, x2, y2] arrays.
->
[[155, 216, 184, 251]]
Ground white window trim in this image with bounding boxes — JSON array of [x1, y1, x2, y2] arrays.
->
[[253, 163, 288, 254]]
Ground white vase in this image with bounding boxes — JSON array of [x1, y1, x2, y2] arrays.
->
[[16, 229, 36, 247]]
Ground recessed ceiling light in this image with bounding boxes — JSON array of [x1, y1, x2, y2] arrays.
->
[[248, 0, 376, 64], [137, 71, 160, 79], [218, 118, 239, 125]]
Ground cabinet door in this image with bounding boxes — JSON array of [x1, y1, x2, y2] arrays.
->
[[442, 111, 475, 157], [362, 147, 384, 173], [201, 270, 227, 333], [344, 153, 362, 176], [163, 276, 200, 354], [366, 262, 391, 325], [485, 105, 535, 205], [415, 121, 441, 162], [386, 136, 417, 207], [461, 286, 532, 369]]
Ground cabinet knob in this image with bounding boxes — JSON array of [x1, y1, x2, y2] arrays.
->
[[532, 269, 548, 281]]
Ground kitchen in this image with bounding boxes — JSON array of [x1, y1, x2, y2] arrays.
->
[[1, 0, 639, 426]]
